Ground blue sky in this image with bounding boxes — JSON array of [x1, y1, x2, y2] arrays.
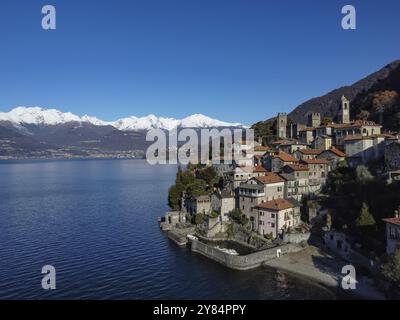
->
[[0, 0, 399, 125]]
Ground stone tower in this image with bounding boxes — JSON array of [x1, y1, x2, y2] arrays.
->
[[307, 112, 321, 128], [340, 95, 351, 124], [277, 113, 287, 139]]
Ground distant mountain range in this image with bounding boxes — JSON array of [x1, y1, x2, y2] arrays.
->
[[0, 107, 244, 159], [0, 107, 243, 131]]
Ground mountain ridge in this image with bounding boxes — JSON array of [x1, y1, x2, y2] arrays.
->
[[0, 106, 244, 131], [287, 59, 400, 126]]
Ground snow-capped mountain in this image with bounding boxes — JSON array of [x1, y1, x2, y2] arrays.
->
[[0, 107, 244, 131]]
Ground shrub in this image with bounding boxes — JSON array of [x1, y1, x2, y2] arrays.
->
[[195, 213, 206, 225], [210, 211, 220, 219]]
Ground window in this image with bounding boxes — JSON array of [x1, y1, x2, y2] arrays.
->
[[271, 223, 275, 228], [271, 213, 275, 219]]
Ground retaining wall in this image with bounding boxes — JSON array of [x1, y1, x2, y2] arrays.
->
[[190, 239, 303, 270]]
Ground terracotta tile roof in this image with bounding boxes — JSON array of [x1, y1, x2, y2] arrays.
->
[[285, 163, 309, 171], [254, 172, 285, 184], [325, 147, 346, 157], [344, 135, 372, 141], [299, 128, 314, 132], [344, 134, 389, 142], [301, 158, 330, 165], [254, 145, 271, 152], [271, 138, 298, 145], [255, 198, 296, 211], [253, 166, 267, 173], [383, 217, 400, 226], [237, 166, 254, 173], [298, 149, 323, 155], [274, 151, 298, 162], [271, 139, 287, 145]]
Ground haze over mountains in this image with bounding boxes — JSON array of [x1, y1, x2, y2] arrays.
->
[[0, 107, 245, 159]]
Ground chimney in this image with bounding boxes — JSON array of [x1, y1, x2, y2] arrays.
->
[[395, 209, 400, 219]]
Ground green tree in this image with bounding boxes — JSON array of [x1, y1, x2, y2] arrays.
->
[[381, 250, 400, 287], [356, 165, 374, 183], [321, 117, 333, 125], [186, 179, 208, 198], [251, 120, 276, 145], [210, 211, 220, 219], [230, 208, 242, 222], [195, 213, 206, 225], [198, 166, 217, 185], [168, 185, 182, 210], [356, 202, 376, 227]]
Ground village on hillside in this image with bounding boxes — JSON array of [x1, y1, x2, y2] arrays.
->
[[160, 96, 400, 298]]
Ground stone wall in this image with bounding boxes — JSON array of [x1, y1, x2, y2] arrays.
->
[[167, 230, 188, 246], [282, 232, 310, 244], [190, 239, 303, 270]]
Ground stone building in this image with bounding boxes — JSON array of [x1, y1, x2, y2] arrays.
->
[[280, 163, 310, 201], [385, 141, 400, 171], [230, 165, 267, 188], [264, 151, 298, 172], [333, 121, 382, 146], [307, 112, 321, 128], [185, 195, 211, 215], [277, 113, 288, 139], [314, 124, 334, 138], [298, 128, 315, 144], [339, 95, 351, 124], [211, 190, 235, 216], [255, 198, 301, 238], [312, 135, 332, 150], [254, 145, 271, 156], [237, 173, 285, 231], [382, 213, 400, 254], [318, 147, 346, 168], [344, 135, 387, 167], [276, 141, 308, 154], [300, 158, 330, 193], [294, 148, 322, 160]]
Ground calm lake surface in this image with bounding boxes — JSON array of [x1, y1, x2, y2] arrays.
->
[[0, 159, 334, 299]]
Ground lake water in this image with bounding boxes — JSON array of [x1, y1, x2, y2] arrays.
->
[[0, 159, 334, 299]]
